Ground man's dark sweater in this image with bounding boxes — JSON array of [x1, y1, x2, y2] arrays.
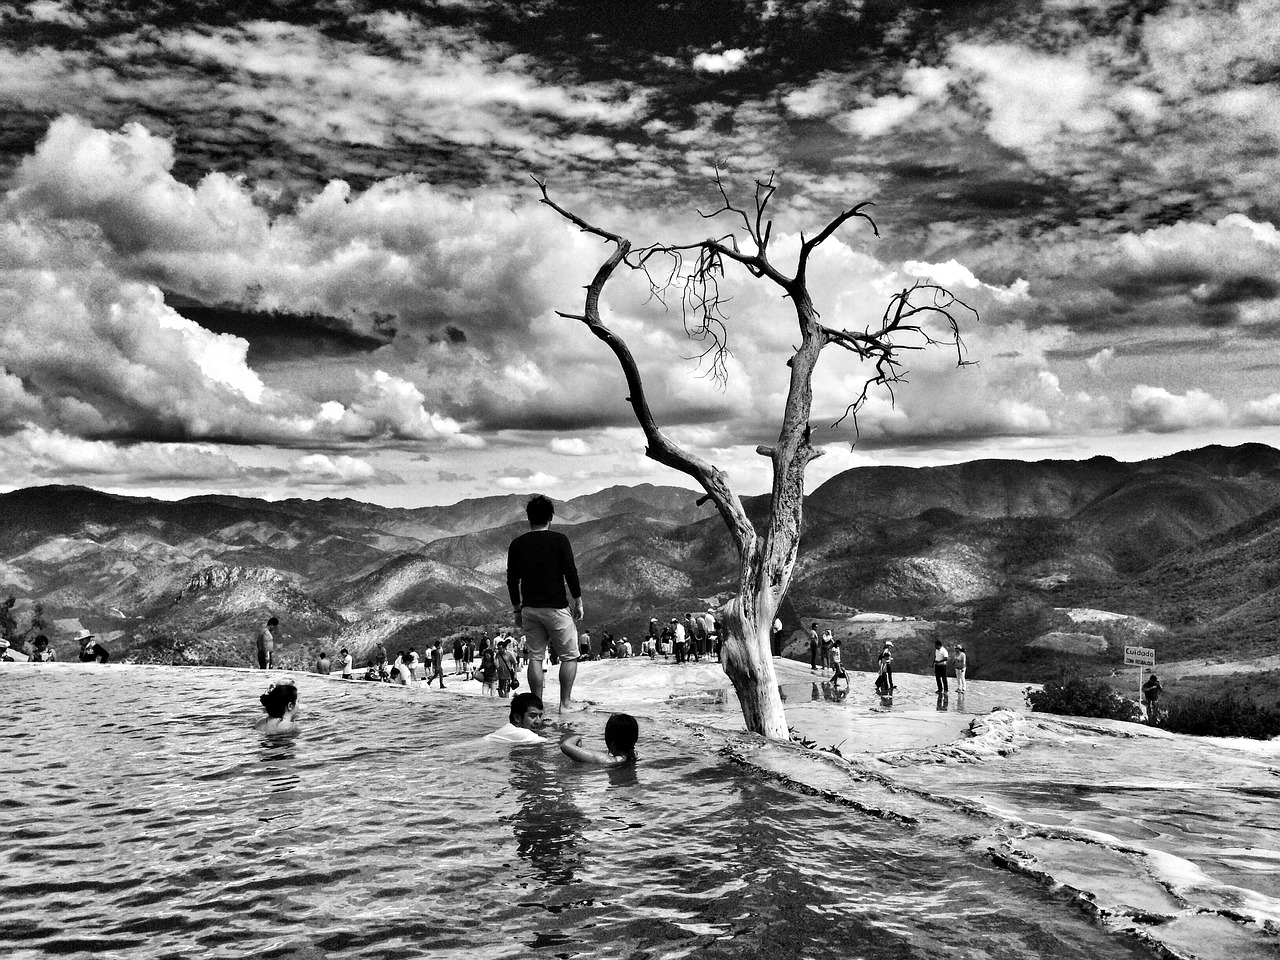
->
[[507, 529, 581, 609]]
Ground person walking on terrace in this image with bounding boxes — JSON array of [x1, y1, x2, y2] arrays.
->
[[507, 494, 585, 713]]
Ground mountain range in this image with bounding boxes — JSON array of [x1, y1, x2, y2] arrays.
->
[[2, 443, 1278, 682]]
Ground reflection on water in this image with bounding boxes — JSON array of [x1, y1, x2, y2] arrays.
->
[[505, 751, 587, 885], [0, 666, 1173, 959]]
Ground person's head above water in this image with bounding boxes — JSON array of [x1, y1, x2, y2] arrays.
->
[[604, 713, 639, 763], [509, 692, 544, 729], [260, 680, 298, 718], [526, 494, 554, 527]]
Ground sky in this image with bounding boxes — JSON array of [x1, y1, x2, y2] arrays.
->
[[1, 0, 1278, 508]]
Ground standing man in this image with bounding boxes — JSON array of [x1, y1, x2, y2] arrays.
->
[[808, 623, 820, 671], [877, 640, 895, 694], [954, 644, 967, 693], [255, 616, 280, 669], [671, 618, 686, 664], [1142, 672, 1163, 723], [339, 647, 353, 679], [507, 494, 584, 714], [427, 639, 447, 688], [772, 617, 784, 657], [932, 639, 950, 693]]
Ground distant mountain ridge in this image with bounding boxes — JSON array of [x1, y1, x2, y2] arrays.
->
[[2, 445, 1278, 678]]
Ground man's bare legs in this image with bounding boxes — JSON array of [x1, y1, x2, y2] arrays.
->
[[527, 657, 545, 702], [526, 657, 583, 712], [557, 657, 580, 712]]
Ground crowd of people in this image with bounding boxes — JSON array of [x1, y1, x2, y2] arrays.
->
[[0, 628, 110, 664]]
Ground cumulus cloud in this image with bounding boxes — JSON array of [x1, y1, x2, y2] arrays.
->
[[291, 453, 396, 486], [9, 428, 249, 481], [691, 48, 753, 74], [1241, 394, 1280, 426], [550, 437, 590, 456], [1086, 348, 1115, 375], [496, 471, 559, 490], [8, 117, 571, 337], [950, 43, 1113, 156], [1125, 386, 1230, 433]]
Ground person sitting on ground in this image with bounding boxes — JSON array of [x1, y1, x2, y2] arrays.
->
[[390, 653, 412, 686], [31, 634, 56, 662], [77, 630, 110, 663], [485, 692, 547, 743], [315, 651, 331, 675], [561, 713, 639, 766], [256, 680, 300, 736]]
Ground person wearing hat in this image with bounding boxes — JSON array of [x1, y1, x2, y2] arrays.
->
[[0, 638, 23, 662], [953, 644, 967, 692], [876, 640, 894, 694], [77, 629, 109, 663]]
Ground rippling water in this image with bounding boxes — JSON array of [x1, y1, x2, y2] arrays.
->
[[2, 666, 1159, 959]]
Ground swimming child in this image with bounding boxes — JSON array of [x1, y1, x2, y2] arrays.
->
[[256, 680, 300, 735], [560, 713, 638, 766]]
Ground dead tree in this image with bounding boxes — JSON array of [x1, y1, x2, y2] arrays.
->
[[537, 173, 975, 741]]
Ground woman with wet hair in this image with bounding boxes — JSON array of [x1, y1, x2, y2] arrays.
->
[[256, 680, 299, 735], [561, 713, 638, 766]]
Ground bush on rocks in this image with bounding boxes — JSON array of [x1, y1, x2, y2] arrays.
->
[[1025, 675, 1140, 722], [1157, 695, 1280, 740]]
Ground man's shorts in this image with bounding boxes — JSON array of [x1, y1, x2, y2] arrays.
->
[[522, 607, 579, 662]]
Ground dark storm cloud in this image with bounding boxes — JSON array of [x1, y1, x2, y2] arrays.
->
[[164, 292, 395, 362]]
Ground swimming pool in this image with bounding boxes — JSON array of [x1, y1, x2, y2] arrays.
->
[[0, 666, 1232, 958]]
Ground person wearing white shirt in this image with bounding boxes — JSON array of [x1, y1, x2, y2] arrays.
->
[[485, 693, 548, 744], [933, 639, 950, 693]]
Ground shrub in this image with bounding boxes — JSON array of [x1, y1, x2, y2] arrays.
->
[[1158, 695, 1280, 740], [1025, 675, 1140, 722]]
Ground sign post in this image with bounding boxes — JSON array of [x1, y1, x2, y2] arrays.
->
[[1124, 645, 1156, 719]]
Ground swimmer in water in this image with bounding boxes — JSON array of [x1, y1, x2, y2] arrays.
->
[[256, 680, 300, 735], [560, 713, 638, 766]]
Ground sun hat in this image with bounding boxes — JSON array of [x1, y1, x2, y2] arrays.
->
[[75, 628, 95, 641], [884, 640, 894, 646]]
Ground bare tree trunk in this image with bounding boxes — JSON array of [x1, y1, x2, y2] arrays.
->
[[720, 557, 788, 740]]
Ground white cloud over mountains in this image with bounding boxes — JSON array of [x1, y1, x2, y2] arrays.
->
[[1, 0, 1279, 502]]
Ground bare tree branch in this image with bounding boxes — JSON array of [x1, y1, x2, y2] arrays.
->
[[534, 178, 758, 557]]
